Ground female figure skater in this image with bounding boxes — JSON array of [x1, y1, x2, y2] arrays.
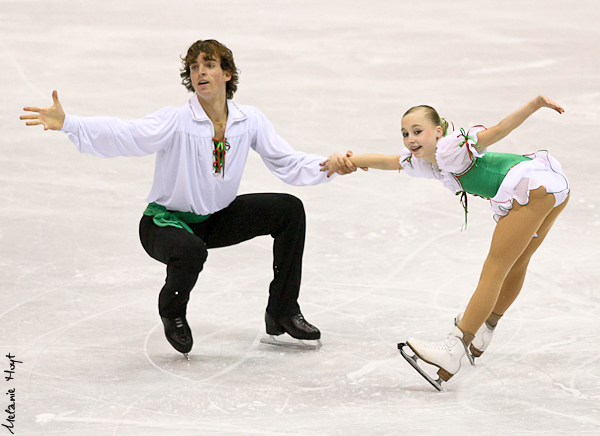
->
[[321, 95, 570, 390]]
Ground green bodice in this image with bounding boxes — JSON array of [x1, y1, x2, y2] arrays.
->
[[453, 152, 532, 199]]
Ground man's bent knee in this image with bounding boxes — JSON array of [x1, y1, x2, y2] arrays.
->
[[168, 247, 207, 274]]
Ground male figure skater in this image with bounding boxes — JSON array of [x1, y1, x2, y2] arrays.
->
[[21, 39, 355, 357]]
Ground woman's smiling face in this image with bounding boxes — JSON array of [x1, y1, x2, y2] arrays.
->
[[401, 109, 443, 163]]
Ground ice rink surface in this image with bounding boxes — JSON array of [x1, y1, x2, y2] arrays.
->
[[2, 0, 600, 434]]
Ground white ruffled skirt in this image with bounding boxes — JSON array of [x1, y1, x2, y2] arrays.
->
[[490, 150, 570, 221]]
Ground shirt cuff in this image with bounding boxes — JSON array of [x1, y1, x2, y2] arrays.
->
[[60, 114, 77, 133]]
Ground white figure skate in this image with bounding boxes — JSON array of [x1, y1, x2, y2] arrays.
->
[[455, 312, 495, 359], [399, 326, 470, 391]]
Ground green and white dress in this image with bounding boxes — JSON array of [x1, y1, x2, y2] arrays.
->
[[399, 126, 570, 222]]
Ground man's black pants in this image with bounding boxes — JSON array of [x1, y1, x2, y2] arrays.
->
[[139, 193, 306, 319]]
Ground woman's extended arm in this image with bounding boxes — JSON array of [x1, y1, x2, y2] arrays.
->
[[348, 152, 401, 170], [320, 151, 400, 176], [475, 95, 564, 150]]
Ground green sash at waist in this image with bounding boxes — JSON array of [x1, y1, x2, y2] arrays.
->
[[143, 203, 211, 235]]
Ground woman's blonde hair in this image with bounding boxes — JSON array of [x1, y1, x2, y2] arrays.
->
[[403, 105, 450, 136]]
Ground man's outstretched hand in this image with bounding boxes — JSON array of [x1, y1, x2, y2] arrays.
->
[[21, 90, 66, 130]]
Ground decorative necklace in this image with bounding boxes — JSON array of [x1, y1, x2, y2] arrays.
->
[[210, 108, 229, 178]]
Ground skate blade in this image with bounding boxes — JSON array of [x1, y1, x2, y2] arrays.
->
[[260, 335, 322, 350], [398, 343, 445, 392], [183, 353, 190, 361]]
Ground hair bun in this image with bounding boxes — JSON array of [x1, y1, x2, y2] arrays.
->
[[440, 118, 450, 136]]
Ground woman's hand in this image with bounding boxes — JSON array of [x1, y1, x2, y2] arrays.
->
[[345, 151, 369, 172], [320, 152, 358, 177], [536, 95, 564, 114], [20, 90, 66, 130]]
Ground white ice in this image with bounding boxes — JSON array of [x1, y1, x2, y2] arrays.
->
[[1, 1, 600, 435]]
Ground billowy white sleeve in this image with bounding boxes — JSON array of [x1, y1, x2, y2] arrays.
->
[[250, 107, 333, 186], [435, 126, 487, 173], [61, 106, 180, 158], [399, 147, 439, 180]]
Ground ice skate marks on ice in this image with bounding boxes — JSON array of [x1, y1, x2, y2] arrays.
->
[[260, 334, 322, 350], [398, 343, 444, 392]]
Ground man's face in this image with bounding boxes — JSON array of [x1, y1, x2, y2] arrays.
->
[[190, 52, 232, 100]]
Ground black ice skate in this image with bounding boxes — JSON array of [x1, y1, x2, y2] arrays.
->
[[161, 316, 193, 360], [260, 311, 322, 350]]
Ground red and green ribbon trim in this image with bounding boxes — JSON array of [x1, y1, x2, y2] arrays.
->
[[458, 128, 477, 161], [456, 190, 468, 228], [454, 126, 486, 228], [212, 138, 231, 178]]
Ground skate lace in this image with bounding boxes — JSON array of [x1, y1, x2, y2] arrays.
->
[[445, 333, 474, 365], [444, 335, 460, 348], [172, 317, 191, 343], [294, 314, 317, 332], [432, 333, 472, 364]]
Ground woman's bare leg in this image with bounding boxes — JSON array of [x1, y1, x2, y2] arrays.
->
[[491, 193, 569, 316], [458, 188, 558, 338]]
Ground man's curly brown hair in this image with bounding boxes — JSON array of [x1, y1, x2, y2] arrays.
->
[[180, 40, 239, 99]]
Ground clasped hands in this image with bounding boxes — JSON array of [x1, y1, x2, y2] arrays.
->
[[320, 151, 366, 178]]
